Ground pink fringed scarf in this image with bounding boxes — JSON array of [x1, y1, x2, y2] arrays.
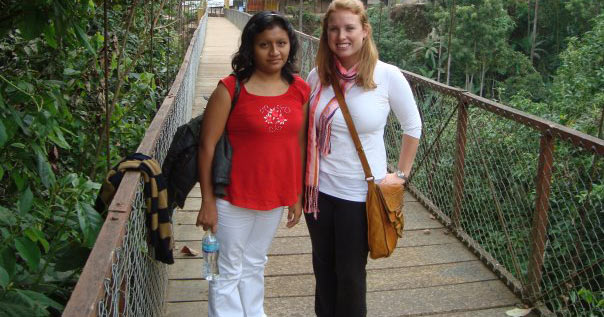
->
[[304, 59, 359, 218]]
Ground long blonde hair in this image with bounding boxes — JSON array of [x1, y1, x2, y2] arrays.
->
[[315, 0, 378, 89]]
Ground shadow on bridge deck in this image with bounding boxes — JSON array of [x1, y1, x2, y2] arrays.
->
[[164, 17, 526, 317]]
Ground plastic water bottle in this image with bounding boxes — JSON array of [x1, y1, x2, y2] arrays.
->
[[202, 231, 219, 280]]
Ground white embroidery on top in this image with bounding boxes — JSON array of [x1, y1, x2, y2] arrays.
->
[[260, 105, 291, 133]]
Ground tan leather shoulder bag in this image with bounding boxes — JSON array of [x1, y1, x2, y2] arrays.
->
[[331, 77, 405, 259]]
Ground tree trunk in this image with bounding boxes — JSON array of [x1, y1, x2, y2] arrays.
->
[[479, 59, 486, 96], [530, 0, 539, 64], [527, 0, 531, 44], [491, 78, 495, 99], [437, 34, 442, 82], [299, 0, 303, 31], [446, 0, 455, 86], [465, 72, 469, 90], [278, 0, 287, 12], [598, 105, 604, 139], [377, 3, 384, 46]]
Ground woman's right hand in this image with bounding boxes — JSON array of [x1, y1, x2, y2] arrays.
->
[[196, 200, 218, 233]]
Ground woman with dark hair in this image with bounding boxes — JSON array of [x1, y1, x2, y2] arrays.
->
[[196, 11, 310, 317]]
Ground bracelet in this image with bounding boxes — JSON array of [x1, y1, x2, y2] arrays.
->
[[395, 170, 409, 183]]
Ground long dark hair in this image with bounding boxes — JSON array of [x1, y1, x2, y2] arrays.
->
[[232, 11, 299, 83]]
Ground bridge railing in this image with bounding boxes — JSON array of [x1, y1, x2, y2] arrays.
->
[[63, 12, 208, 317], [393, 72, 603, 315], [225, 10, 604, 315]]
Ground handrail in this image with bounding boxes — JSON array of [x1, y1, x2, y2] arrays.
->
[[401, 70, 604, 155], [63, 12, 209, 317]]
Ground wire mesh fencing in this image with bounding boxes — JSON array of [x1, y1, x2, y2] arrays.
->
[[224, 9, 251, 30], [97, 187, 167, 317], [538, 138, 603, 315], [399, 71, 603, 316], [296, 31, 319, 79], [64, 8, 208, 317]]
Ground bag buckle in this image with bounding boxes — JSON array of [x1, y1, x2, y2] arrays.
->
[[366, 176, 374, 181]]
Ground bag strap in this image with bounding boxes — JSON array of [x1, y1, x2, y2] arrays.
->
[[330, 76, 375, 182], [230, 74, 241, 112]]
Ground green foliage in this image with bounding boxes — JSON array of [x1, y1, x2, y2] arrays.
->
[[498, 49, 546, 101], [551, 12, 604, 137], [368, 1, 601, 136], [578, 288, 604, 310], [389, 4, 432, 41], [285, 2, 323, 36], [368, 6, 415, 71], [0, 1, 192, 315], [0, 172, 100, 315]]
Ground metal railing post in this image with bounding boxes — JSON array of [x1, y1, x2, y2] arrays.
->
[[527, 132, 555, 300], [452, 98, 468, 228]]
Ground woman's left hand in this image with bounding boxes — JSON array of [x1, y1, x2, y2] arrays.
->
[[382, 173, 406, 186], [286, 200, 302, 228]]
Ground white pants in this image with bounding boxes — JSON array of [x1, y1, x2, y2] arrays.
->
[[208, 199, 283, 317]]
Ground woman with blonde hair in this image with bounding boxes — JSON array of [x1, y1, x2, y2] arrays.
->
[[304, 0, 422, 315]]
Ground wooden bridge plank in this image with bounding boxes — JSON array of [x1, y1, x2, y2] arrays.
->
[[166, 300, 529, 317], [166, 288, 525, 317], [166, 260, 497, 302], [173, 228, 458, 259], [268, 228, 457, 255], [167, 279, 207, 302], [165, 302, 208, 317], [176, 198, 430, 227], [168, 243, 476, 280], [181, 197, 202, 210], [185, 184, 417, 201], [429, 307, 535, 316], [200, 55, 234, 63], [180, 191, 417, 208], [173, 203, 441, 240], [197, 64, 236, 75], [265, 243, 477, 276], [266, 260, 499, 297], [195, 76, 226, 84], [263, 280, 520, 316]]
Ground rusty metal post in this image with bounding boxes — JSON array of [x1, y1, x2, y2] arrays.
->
[[527, 132, 555, 301], [180, 0, 184, 55], [104, 0, 110, 172], [299, 0, 303, 31], [451, 98, 468, 228]]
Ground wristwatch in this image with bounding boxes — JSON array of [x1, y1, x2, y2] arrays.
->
[[395, 170, 408, 183]]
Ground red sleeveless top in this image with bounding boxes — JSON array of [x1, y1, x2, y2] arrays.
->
[[219, 75, 310, 210]]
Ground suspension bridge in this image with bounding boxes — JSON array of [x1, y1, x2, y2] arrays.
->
[[62, 10, 603, 317]]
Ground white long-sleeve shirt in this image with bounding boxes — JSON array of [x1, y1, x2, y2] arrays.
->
[[307, 61, 422, 202]]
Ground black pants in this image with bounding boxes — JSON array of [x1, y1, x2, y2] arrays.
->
[[304, 192, 369, 317]]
